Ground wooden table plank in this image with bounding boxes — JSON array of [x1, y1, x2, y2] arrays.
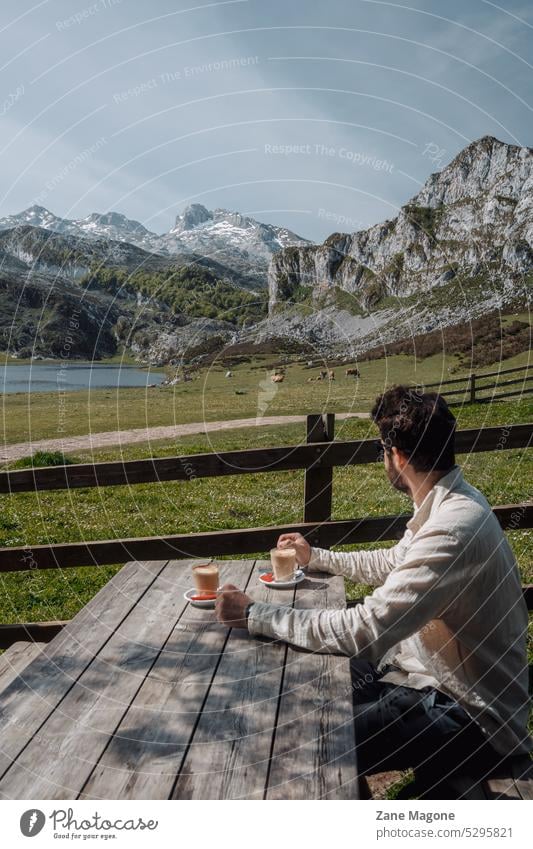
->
[[0, 559, 174, 795], [0, 642, 45, 692], [171, 559, 297, 800], [0, 559, 198, 799], [265, 572, 358, 799], [80, 560, 253, 800]]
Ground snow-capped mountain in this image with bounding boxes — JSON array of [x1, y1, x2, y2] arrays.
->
[[0, 203, 310, 287], [75, 211, 158, 245], [0, 205, 162, 250], [0, 205, 68, 233], [165, 203, 308, 259]]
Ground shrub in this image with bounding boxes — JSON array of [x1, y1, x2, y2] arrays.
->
[[13, 451, 76, 469], [362, 312, 531, 367]]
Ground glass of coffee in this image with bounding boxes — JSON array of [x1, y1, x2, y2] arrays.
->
[[192, 563, 219, 593], [270, 547, 297, 581]]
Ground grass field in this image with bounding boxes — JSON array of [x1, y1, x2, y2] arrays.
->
[[1, 348, 531, 445], [0, 397, 531, 628]]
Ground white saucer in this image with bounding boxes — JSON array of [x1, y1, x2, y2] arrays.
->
[[184, 588, 218, 608], [259, 569, 305, 589]]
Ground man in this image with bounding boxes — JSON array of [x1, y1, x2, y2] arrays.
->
[[215, 386, 531, 782]]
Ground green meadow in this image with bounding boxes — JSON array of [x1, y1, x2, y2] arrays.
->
[[1, 347, 531, 444]]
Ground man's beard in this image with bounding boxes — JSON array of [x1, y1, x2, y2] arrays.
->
[[387, 464, 410, 494]]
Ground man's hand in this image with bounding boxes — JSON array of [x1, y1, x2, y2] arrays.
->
[[215, 583, 253, 630], [276, 532, 311, 566]]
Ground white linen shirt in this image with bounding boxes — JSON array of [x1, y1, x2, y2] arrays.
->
[[248, 466, 532, 756]]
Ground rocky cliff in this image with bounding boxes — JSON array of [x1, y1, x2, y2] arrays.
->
[[268, 136, 532, 314]]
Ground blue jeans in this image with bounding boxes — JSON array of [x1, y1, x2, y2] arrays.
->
[[351, 659, 504, 778]]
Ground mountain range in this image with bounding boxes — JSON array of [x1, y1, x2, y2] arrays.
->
[[0, 136, 531, 365], [0, 203, 309, 290]]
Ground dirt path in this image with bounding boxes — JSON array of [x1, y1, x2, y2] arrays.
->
[[1, 412, 369, 463]]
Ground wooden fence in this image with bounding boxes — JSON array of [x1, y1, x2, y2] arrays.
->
[[423, 362, 532, 405], [0, 413, 532, 647]]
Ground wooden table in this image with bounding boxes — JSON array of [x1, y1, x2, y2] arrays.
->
[[0, 558, 358, 799]]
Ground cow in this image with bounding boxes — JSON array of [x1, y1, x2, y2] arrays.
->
[[225, 370, 233, 378], [345, 367, 360, 378], [271, 373, 285, 383], [318, 370, 328, 381], [328, 370, 335, 381]]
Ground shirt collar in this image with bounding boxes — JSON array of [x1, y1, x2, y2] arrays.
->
[[406, 465, 464, 533]]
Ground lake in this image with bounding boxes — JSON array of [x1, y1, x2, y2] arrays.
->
[[0, 362, 166, 394]]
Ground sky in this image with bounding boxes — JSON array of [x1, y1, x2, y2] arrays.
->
[[0, 0, 531, 241]]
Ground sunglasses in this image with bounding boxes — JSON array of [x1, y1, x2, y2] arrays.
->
[[374, 440, 387, 461], [374, 440, 413, 461]]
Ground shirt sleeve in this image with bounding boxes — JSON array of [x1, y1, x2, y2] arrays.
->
[[248, 526, 465, 662], [306, 532, 411, 586]]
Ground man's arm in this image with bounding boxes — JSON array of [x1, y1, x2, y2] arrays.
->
[[277, 530, 409, 586], [248, 527, 465, 661], [307, 540, 406, 586]]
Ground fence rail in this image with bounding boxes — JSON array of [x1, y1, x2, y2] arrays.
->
[[422, 362, 532, 404], [0, 503, 531, 574], [1, 423, 531, 494]]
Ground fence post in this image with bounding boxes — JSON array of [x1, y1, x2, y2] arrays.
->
[[470, 373, 476, 404], [303, 413, 335, 549]]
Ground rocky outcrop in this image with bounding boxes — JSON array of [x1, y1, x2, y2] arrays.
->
[[0, 269, 122, 360], [0, 229, 235, 364], [268, 137, 533, 312], [172, 203, 213, 232], [131, 318, 235, 366]]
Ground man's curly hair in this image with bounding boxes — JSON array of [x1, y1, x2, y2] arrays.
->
[[371, 385, 456, 473]]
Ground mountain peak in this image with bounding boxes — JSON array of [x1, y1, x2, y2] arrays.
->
[[26, 204, 53, 215], [19, 204, 60, 221], [467, 134, 505, 150], [441, 135, 532, 174], [412, 135, 533, 209], [269, 135, 532, 324], [446, 135, 509, 167], [81, 211, 149, 235], [174, 204, 212, 232]]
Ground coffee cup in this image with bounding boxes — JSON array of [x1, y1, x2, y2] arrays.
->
[[192, 563, 219, 593], [270, 547, 297, 581]]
